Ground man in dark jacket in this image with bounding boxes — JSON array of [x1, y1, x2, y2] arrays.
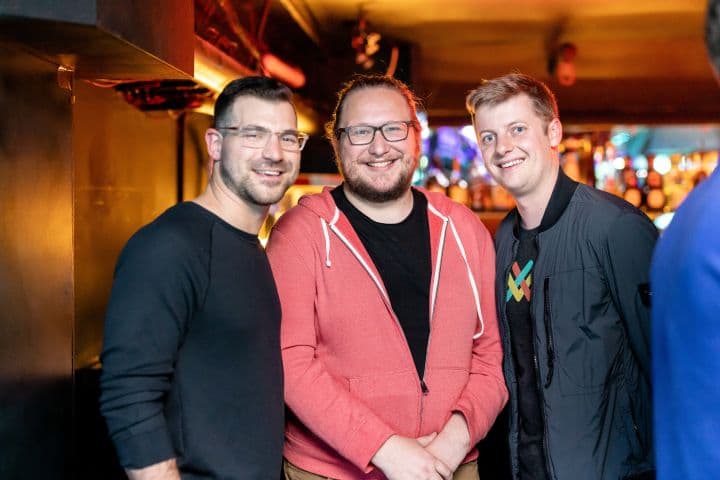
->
[[466, 73, 656, 480]]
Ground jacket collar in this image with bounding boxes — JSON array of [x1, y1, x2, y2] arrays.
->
[[512, 167, 579, 237]]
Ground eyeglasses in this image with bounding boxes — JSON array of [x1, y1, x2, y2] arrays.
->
[[335, 120, 416, 145], [217, 125, 309, 152]]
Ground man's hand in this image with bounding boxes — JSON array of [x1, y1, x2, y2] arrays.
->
[[423, 413, 472, 473], [372, 434, 452, 480], [125, 458, 181, 480]]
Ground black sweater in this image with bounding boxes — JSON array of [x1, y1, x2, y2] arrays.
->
[[100, 202, 283, 479]]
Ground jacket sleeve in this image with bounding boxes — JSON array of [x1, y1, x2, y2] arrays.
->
[[99, 229, 200, 469], [266, 225, 395, 473], [605, 211, 658, 381], [451, 215, 509, 445]]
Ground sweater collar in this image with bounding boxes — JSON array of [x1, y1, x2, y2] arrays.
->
[[512, 167, 579, 237]]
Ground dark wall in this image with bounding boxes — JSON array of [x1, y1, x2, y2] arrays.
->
[[73, 82, 210, 369], [72, 83, 210, 479], [0, 42, 211, 478], [0, 46, 74, 478], [73, 82, 179, 370]]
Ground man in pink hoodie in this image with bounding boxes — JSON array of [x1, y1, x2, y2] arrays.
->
[[267, 75, 508, 480]]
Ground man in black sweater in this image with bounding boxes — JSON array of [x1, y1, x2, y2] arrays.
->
[[100, 77, 307, 479]]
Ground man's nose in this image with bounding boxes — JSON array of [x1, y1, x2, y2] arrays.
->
[[496, 133, 514, 156], [263, 133, 283, 161], [367, 130, 390, 156]]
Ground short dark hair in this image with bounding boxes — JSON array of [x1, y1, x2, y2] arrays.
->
[[213, 76, 294, 128], [325, 74, 421, 146], [466, 73, 559, 127], [707, 0, 720, 74]]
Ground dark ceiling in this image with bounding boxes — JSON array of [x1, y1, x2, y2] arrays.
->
[[255, 0, 720, 126]]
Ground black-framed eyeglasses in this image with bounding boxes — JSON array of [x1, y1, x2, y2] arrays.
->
[[335, 120, 417, 145], [216, 125, 309, 152]]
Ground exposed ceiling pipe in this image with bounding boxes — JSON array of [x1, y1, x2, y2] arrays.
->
[[256, 0, 272, 44], [194, 35, 254, 94], [278, 0, 321, 45], [217, 0, 262, 61]]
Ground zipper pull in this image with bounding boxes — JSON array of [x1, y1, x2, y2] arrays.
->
[[421, 380, 429, 394]]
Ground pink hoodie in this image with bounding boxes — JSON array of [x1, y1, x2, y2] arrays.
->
[[267, 187, 508, 479]]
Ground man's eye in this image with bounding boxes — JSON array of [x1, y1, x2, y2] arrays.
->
[[512, 126, 526, 135], [384, 124, 403, 133], [352, 127, 372, 136], [241, 130, 262, 139], [481, 134, 495, 144], [281, 134, 299, 145]]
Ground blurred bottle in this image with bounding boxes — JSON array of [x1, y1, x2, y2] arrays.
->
[[644, 170, 667, 212], [664, 165, 689, 211], [467, 158, 492, 211], [621, 167, 644, 209], [447, 158, 470, 206]]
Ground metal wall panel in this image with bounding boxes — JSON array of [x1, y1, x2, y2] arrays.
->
[[0, 45, 74, 479]]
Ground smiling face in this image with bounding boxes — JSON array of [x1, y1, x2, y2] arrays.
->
[[336, 86, 420, 203], [207, 96, 301, 208], [473, 94, 562, 201]]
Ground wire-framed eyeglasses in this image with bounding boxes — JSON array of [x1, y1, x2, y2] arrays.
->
[[335, 120, 416, 145], [217, 125, 309, 152]]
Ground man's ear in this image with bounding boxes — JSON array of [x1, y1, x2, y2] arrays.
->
[[205, 128, 223, 162], [204, 129, 223, 178], [547, 118, 563, 147]]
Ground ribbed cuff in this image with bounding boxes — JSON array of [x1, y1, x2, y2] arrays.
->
[[113, 425, 176, 469]]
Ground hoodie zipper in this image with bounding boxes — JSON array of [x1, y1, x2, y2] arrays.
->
[[418, 215, 449, 434], [329, 220, 429, 434]]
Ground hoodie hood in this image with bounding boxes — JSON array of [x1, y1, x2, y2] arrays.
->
[[293, 185, 485, 339], [295, 185, 462, 222]]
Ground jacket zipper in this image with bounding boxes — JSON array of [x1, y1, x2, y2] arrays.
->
[[528, 237, 553, 479], [528, 313, 553, 480], [499, 261, 520, 479]]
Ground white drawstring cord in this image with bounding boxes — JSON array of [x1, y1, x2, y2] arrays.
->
[[448, 218, 485, 339], [320, 209, 341, 268], [320, 218, 331, 267]]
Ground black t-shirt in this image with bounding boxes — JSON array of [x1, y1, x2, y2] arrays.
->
[[332, 186, 432, 379], [505, 226, 549, 480], [100, 202, 284, 479]]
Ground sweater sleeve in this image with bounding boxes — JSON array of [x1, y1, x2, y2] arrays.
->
[[451, 215, 509, 445], [605, 211, 658, 382], [99, 227, 203, 469], [266, 224, 395, 473]]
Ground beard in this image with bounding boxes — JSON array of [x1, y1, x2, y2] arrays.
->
[[339, 157, 415, 203], [219, 158, 293, 207], [343, 168, 412, 202]]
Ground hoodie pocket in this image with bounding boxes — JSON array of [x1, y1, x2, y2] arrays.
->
[[347, 369, 421, 436], [420, 367, 470, 434]]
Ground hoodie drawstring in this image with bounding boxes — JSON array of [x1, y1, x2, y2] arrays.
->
[[320, 219, 331, 267], [320, 209, 341, 268], [321, 203, 485, 340], [447, 217, 485, 339]]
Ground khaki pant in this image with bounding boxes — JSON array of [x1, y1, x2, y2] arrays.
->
[[284, 458, 480, 480]]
